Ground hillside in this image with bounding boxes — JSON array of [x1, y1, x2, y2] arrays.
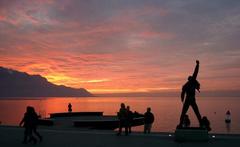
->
[[0, 67, 93, 97]]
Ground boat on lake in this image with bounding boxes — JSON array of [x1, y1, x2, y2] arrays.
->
[[38, 111, 145, 130]]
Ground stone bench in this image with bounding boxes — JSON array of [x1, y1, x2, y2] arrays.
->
[[174, 127, 209, 142]]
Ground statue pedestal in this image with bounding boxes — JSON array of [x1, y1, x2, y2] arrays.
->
[[174, 127, 209, 142]]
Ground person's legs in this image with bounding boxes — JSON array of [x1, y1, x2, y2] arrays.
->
[[33, 126, 42, 141], [179, 101, 190, 126], [144, 124, 147, 133], [124, 120, 128, 136], [124, 127, 128, 135], [144, 124, 151, 133], [28, 128, 37, 144], [148, 124, 152, 133], [22, 127, 29, 144], [118, 120, 125, 135], [128, 123, 132, 134], [191, 101, 202, 125], [117, 121, 123, 135]]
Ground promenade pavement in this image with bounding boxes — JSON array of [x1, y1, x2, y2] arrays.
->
[[0, 126, 240, 147]]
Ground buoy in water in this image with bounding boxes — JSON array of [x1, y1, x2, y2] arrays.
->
[[225, 110, 231, 124], [225, 119, 231, 123]]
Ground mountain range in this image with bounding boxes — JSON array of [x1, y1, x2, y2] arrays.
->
[[0, 67, 93, 97]]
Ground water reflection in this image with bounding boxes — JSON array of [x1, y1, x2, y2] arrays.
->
[[226, 123, 231, 132], [0, 97, 240, 134]]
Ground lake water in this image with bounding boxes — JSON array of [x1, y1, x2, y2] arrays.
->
[[0, 97, 240, 134]]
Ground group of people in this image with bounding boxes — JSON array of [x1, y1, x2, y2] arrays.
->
[[117, 103, 155, 136], [19, 106, 42, 144]]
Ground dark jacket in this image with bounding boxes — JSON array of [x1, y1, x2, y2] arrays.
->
[[127, 110, 133, 122], [21, 112, 37, 128], [144, 112, 154, 124], [118, 108, 127, 120]]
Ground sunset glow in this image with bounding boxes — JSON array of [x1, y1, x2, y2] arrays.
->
[[0, 0, 239, 94]]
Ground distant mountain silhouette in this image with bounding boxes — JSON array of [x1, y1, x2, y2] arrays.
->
[[0, 67, 93, 97]]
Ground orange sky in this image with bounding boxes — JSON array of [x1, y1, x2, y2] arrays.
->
[[0, 0, 239, 94]]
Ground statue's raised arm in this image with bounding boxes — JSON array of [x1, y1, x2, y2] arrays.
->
[[192, 60, 199, 80]]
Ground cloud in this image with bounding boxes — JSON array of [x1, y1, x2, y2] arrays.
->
[[0, 0, 240, 93]]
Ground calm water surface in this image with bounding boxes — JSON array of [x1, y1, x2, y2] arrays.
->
[[0, 97, 240, 134]]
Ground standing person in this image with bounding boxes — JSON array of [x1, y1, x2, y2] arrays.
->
[[19, 106, 37, 144], [68, 103, 72, 112], [179, 60, 202, 127], [144, 107, 154, 134], [117, 103, 128, 136], [30, 107, 43, 142], [126, 106, 133, 134]]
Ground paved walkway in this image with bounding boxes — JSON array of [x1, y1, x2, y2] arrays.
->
[[0, 126, 240, 147]]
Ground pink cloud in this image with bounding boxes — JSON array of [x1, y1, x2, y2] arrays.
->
[[0, 15, 6, 21], [140, 6, 169, 17], [0, 0, 57, 27], [0, 1, 239, 94], [137, 31, 176, 40]]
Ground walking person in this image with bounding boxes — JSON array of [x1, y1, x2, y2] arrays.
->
[[144, 107, 154, 134], [19, 106, 37, 144], [117, 103, 128, 136], [126, 106, 133, 134], [30, 107, 43, 142], [179, 60, 202, 127]]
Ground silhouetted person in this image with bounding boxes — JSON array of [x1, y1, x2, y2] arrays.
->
[[68, 103, 72, 112], [30, 107, 42, 142], [144, 107, 154, 134], [117, 103, 128, 136], [201, 116, 211, 131], [126, 106, 133, 134], [19, 106, 37, 144], [182, 114, 190, 128], [179, 60, 202, 127]]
